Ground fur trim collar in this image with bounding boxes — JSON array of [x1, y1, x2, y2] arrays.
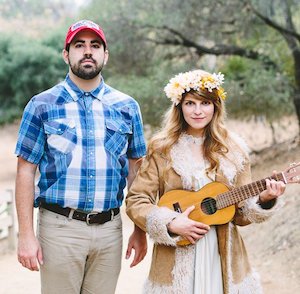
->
[[170, 132, 249, 186], [219, 131, 249, 184], [170, 133, 209, 190]]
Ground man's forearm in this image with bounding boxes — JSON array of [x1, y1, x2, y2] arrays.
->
[[15, 157, 37, 236]]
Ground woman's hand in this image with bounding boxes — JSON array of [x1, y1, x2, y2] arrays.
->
[[167, 205, 210, 244], [259, 172, 286, 203]]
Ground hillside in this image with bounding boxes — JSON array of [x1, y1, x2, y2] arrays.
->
[[240, 142, 300, 293]]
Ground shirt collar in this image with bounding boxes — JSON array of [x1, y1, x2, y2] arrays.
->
[[64, 74, 106, 102]]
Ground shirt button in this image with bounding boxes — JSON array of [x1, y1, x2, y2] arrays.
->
[[90, 152, 93, 155], [90, 175, 93, 178], [88, 199, 92, 202], [84, 92, 89, 96]]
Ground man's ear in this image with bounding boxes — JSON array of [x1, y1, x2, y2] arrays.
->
[[103, 49, 109, 65], [62, 49, 69, 65]]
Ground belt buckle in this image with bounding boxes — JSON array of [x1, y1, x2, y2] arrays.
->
[[86, 212, 99, 225]]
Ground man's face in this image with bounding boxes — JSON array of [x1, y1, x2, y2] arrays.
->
[[63, 30, 108, 80]]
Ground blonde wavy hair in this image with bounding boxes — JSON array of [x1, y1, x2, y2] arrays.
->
[[145, 73, 231, 176]]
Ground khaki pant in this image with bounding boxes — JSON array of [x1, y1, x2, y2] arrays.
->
[[37, 208, 123, 294]]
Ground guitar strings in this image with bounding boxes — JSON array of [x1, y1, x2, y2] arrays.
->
[[179, 178, 269, 209], [172, 174, 283, 212]]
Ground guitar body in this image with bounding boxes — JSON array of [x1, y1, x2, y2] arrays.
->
[[158, 182, 236, 225], [158, 182, 236, 246]]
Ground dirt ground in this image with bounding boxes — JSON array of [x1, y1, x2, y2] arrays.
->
[[0, 118, 299, 294], [0, 207, 152, 294]]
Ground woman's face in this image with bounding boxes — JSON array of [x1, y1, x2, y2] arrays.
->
[[181, 93, 215, 136]]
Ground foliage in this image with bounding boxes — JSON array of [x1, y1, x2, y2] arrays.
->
[[105, 63, 188, 126], [0, 33, 66, 121], [0, 107, 22, 125], [0, 0, 299, 129], [79, 0, 158, 76], [41, 28, 67, 53], [0, 1, 85, 124], [222, 57, 294, 121], [81, 0, 299, 128], [106, 74, 167, 127], [0, 0, 87, 19]]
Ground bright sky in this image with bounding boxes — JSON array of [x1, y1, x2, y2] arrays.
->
[[74, 0, 91, 7]]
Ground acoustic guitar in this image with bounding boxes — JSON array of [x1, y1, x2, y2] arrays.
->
[[158, 162, 300, 246]]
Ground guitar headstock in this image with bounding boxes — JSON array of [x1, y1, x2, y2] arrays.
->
[[282, 162, 300, 184]]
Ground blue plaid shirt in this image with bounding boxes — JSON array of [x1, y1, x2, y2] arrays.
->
[[15, 75, 146, 212]]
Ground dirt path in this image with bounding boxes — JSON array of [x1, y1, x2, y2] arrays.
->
[[0, 208, 152, 294]]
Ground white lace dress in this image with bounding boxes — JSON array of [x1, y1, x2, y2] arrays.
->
[[170, 133, 223, 294]]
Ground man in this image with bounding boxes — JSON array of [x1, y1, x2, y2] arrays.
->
[[15, 19, 147, 293]]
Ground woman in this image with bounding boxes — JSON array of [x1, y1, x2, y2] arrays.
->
[[126, 69, 285, 293]]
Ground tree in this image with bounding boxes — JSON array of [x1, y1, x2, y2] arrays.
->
[[82, 0, 299, 134], [0, 0, 85, 20], [246, 0, 300, 133], [0, 33, 66, 124], [131, 0, 300, 132]]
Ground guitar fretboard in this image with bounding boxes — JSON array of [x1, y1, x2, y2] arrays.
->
[[216, 172, 284, 209]]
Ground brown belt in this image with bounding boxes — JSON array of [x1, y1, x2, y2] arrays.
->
[[40, 202, 120, 225]]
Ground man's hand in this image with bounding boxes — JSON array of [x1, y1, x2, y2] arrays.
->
[[125, 225, 147, 268], [167, 206, 210, 245], [18, 233, 43, 271]]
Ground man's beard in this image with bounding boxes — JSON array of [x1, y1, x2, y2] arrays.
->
[[69, 57, 104, 80]]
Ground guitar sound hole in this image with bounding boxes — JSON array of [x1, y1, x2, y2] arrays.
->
[[201, 197, 217, 215]]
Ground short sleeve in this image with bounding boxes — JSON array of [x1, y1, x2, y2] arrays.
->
[[127, 101, 146, 158], [15, 99, 46, 164]]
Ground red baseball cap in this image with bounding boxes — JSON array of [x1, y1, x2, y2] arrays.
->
[[64, 20, 107, 49]]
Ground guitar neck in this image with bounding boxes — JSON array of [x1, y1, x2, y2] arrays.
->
[[216, 172, 285, 209]]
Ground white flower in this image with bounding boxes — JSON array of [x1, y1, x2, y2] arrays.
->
[[164, 70, 226, 105]]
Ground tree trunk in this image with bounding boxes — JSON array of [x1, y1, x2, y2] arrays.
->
[[293, 50, 300, 137], [293, 89, 300, 136]]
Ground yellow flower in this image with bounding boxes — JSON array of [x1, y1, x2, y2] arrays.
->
[[218, 87, 227, 100]]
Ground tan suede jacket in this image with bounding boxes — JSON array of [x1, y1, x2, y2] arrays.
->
[[126, 135, 281, 294]]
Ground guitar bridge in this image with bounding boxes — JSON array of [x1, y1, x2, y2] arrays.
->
[[173, 202, 182, 213]]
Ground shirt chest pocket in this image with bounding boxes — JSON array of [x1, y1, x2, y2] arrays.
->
[[105, 119, 132, 156], [44, 119, 77, 154]]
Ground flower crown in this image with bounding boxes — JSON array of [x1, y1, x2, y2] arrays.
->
[[164, 70, 227, 105]]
